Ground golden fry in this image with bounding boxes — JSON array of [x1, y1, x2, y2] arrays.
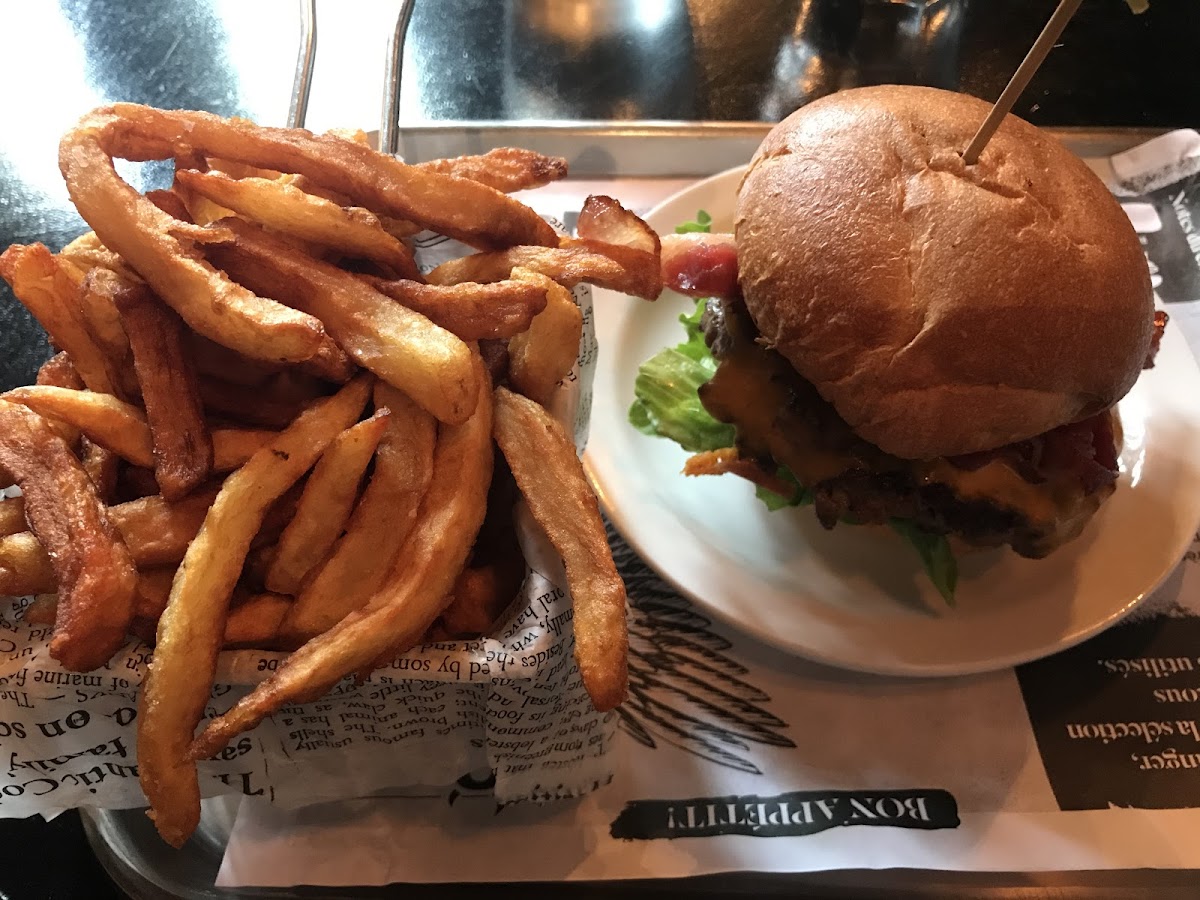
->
[[108, 270, 213, 499], [208, 219, 478, 424], [85, 103, 557, 249], [223, 593, 290, 649], [0, 244, 125, 394], [2, 385, 270, 471], [576, 194, 661, 255], [175, 170, 420, 279], [0, 400, 137, 671], [282, 383, 435, 640], [427, 240, 662, 301], [36, 352, 84, 389], [440, 565, 519, 638], [60, 116, 331, 365], [492, 388, 628, 711], [507, 268, 583, 404], [192, 358, 493, 759], [415, 148, 567, 193], [138, 374, 371, 847], [265, 409, 390, 595], [364, 275, 548, 341], [0, 532, 55, 596], [81, 437, 119, 503], [59, 231, 140, 282], [0, 497, 26, 537], [198, 371, 325, 429]]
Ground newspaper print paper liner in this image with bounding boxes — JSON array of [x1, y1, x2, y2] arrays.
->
[[0, 222, 619, 820]]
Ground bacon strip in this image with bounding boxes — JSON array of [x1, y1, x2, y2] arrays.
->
[[683, 448, 798, 499], [660, 232, 739, 298]]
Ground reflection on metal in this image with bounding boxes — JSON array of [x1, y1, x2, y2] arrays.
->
[[287, 0, 316, 129], [380, 0, 417, 156]]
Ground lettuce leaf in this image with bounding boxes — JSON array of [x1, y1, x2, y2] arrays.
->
[[889, 519, 958, 605], [674, 210, 712, 233], [628, 300, 735, 453]]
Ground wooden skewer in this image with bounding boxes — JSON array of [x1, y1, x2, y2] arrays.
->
[[962, 0, 1085, 165]]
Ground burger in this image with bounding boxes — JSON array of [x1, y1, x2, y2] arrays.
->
[[630, 85, 1165, 601]]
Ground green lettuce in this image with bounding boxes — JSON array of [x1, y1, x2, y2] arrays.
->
[[628, 300, 735, 453], [629, 210, 958, 602]]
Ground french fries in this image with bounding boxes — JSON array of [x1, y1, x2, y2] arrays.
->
[[139, 375, 371, 846], [0, 244, 125, 395], [265, 409, 390, 595], [191, 357, 493, 760], [174, 170, 421, 279], [0, 532, 56, 597], [427, 239, 662, 300], [0, 401, 137, 671], [3, 104, 658, 847], [108, 270, 213, 499], [208, 219, 478, 424], [1, 385, 272, 472], [508, 269, 584, 404], [282, 383, 436, 640], [493, 388, 628, 711], [415, 147, 568, 193], [364, 275, 548, 341], [0, 498, 26, 537]]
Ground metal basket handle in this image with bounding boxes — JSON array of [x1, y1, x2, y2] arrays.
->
[[288, 0, 415, 155]]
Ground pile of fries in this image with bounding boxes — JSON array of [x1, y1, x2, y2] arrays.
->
[[0, 104, 661, 846]]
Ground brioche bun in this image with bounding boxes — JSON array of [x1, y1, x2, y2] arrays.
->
[[735, 85, 1153, 460]]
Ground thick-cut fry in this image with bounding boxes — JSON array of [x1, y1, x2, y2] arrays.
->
[[109, 270, 213, 499], [71, 104, 557, 250], [198, 371, 325, 429], [427, 240, 662, 301], [265, 409, 390, 595], [24, 594, 58, 626], [0, 400, 137, 671], [0, 486, 223, 592], [415, 148, 568, 193], [364, 275, 548, 341], [135, 567, 177, 620], [192, 358, 493, 759], [81, 437, 119, 502], [138, 374, 371, 847], [186, 334, 278, 386], [73, 261, 131, 364], [59, 231, 140, 282], [223, 593, 290, 648], [4, 386, 152, 465], [0, 498, 26, 537], [492, 388, 628, 711], [60, 118, 333, 366], [440, 565, 517, 637], [282, 383, 436, 640], [507, 269, 583, 404], [576, 194, 661, 255], [207, 219, 478, 424], [0, 532, 55, 596], [1, 385, 271, 471], [37, 352, 84, 389], [145, 189, 194, 222], [174, 170, 420, 279], [0, 244, 124, 394]]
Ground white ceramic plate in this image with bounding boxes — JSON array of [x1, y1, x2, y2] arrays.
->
[[587, 165, 1200, 676]]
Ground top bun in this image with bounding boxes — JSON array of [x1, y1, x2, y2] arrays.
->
[[735, 85, 1154, 460]]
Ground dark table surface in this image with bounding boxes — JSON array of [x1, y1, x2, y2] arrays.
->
[[1, 1, 1198, 897]]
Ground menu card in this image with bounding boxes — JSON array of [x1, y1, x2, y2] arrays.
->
[[218, 131, 1200, 887]]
